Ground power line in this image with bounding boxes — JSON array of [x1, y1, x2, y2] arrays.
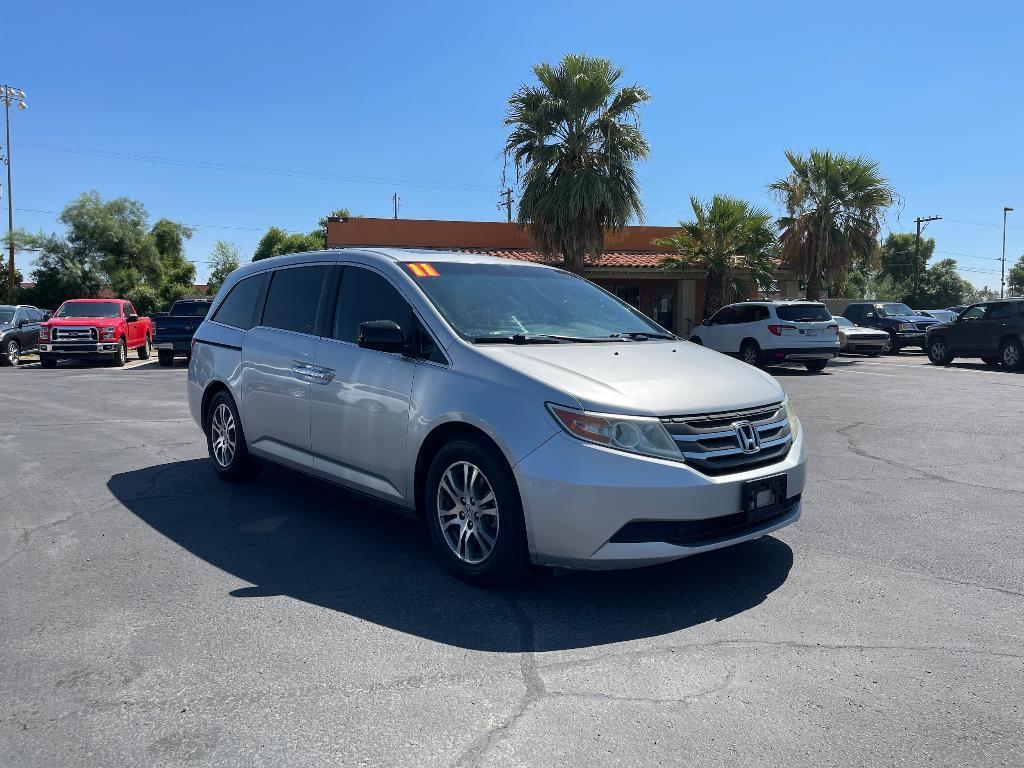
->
[[17, 141, 495, 193]]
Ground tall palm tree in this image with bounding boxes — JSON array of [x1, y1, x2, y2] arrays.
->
[[655, 195, 777, 319], [504, 54, 650, 274], [770, 149, 895, 300]]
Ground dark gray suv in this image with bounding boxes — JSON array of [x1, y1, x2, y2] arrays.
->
[[925, 299, 1024, 369]]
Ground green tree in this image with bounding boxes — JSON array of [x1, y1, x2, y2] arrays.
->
[[1, 262, 23, 299], [655, 195, 776, 318], [252, 226, 323, 261], [916, 259, 970, 307], [206, 241, 241, 296], [1007, 254, 1024, 297], [504, 53, 650, 274], [880, 233, 934, 286], [18, 230, 104, 309], [966, 284, 999, 303], [125, 284, 161, 316], [148, 218, 196, 310], [771, 150, 895, 300]]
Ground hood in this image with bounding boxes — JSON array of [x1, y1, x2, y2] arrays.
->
[[887, 314, 936, 324], [845, 326, 889, 336], [44, 317, 118, 327], [928, 321, 956, 332], [475, 340, 785, 416], [0, 323, 14, 334]]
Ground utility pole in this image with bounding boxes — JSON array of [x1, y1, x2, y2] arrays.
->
[[1, 85, 27, 303], [1001, 206, 1013, 298], [392, 193, 400, 220], [913, 215, 941, 301], [498, 188, 513, 223]]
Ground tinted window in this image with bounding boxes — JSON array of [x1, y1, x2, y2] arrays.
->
[[843, 305, 862, 321], [170, 301, 212, 317], [28, 308, 42, 322], [334, 267, 413, 343], [710, 306, 737, 325], [262, 266, 328, 335], [776, 304, 833, 322], [986, 303, 1012, 321], [212, 274, 266, 330], [959, 305, 986, 321], [13, 309, 27, 324]]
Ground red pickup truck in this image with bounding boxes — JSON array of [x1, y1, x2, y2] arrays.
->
[[38, 298, 155, 368]]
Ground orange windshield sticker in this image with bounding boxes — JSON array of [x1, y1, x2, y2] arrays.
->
[[407, 262, 439, 277]]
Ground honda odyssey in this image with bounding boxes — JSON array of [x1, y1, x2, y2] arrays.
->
[[187, 249, 806, 584]]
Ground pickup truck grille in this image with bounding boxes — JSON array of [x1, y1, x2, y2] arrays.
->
[[916, 323, 935, 331], [661, 402, 792, 476], [51, 327, 98, 341]]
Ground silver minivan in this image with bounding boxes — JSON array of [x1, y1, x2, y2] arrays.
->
[[187, 249, 806, 584]]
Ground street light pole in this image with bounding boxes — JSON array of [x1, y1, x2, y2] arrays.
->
[[1, 85, 27, 303], [1001, 206, 1014, 298]]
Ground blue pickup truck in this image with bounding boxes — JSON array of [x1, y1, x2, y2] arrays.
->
[[151, 298, 212, 366]]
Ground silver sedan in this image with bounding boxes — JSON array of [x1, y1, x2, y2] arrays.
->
[[834, 316, 890, 356]]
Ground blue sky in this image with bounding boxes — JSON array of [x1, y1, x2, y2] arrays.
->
[[6, 0, 1023, 287]]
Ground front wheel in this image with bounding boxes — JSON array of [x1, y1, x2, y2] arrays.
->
[[3, 339, 20, 366], [205, 391, 261, 481], [138, 335, 152, 359], [1000, 338, 1023, 370], [39, 354, 57, 369], [111, 339, 128, 367], [424, 437, 530, 586], [804, 359, 828, 373], [927, 337, 953, 366], [158, 350, 174, 367], [886, 334, 901, 355]]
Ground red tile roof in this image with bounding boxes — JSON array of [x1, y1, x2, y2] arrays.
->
[[449, 248, 667, 269]]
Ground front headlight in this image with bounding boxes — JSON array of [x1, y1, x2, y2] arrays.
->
[[99, 326, 116, 340], [898, 322, 915, 332], [547, 403, 683, 462], [784, 397, 800, 440]]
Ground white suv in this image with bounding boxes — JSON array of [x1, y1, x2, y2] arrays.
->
[[688, 301, 840, 372]]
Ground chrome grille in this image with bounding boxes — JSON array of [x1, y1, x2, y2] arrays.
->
[[661, 402, 792, 476], [51, 326, 97, 341], [915, 323, 934, 331]]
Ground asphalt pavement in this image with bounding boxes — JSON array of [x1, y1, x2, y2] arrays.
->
[[1, 351, 1021, 767]]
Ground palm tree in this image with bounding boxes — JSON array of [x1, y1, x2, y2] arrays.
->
[[504, 54, 650, 274], [655, 195, 777, 319], [770, 149, 895, 300]]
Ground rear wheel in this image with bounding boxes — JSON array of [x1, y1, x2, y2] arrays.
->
[[158, 350, 174, 367], [40, 354, 57, 369], [804, 359, 828, 373], [3, 339, 19, 366], [999, 338, 1023, 370], [740, 340, 762, 368], [205, 391, 261, 481], [424, 437, 530, 586], [137, 335, 152, 359], [927, 337, 953, 365], [111, 339, 127, 367]]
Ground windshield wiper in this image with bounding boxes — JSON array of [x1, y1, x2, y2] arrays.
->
[[608, 331, 676, 341], [473, 334, 564, 345]]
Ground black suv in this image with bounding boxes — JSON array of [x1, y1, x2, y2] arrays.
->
[[0, 305, 46, 366], [841, 302, 938, 354], [925, 299, 1024, 369]]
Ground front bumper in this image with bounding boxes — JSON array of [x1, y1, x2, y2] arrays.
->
[[39, 343, 120, 356], [893, 331, 926, 347], [842, 336, 888, 352], [760, 345, 839, 363], [514, 425, 807, 569]]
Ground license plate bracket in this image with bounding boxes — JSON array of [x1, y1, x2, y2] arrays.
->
[[741, 474, 788, 517]]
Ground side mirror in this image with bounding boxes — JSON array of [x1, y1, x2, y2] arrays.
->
[[17, 319, 27, 328], [864, 312, 875, 319], [357, 320, 406, 353], [126, 313, 139, 323]]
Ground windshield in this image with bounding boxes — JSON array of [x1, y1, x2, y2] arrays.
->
[[877, 303, 916, 317], [0, 308, 15, 324], [170, 301, 211, 317], [406, 262, 669, 341], [833, 316, 854, 327], [55, 301, 122, 319], [775, 304, 833, 322]]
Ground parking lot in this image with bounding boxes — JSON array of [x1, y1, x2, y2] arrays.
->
[[1, 353, 1022, 767]]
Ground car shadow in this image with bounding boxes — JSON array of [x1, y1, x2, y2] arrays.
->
[[107, 460, 795, 652]]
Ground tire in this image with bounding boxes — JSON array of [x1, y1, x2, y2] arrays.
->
[[205, 391, 262, 481], [999, 338, 1023, 370], [740, 340, 762, 368], [886, 333, 900, 355], [39, 354, 57, 369], [927, 337, 953, 366], [111, 339, 128, 367], [3, 339, 19, 366], [804, 359, 828, 373], [158, 350, 174, 367], [138, 335, 152, 359], [424, 437, 530, 586], [980, 354, 1000, 367]]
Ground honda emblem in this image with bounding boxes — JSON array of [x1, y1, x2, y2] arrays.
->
[[734, 421, 761, 453]]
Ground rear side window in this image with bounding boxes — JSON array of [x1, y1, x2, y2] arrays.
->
[[334, 267, 413, 343], [986, 303, 1012, 321], [262, 266, 329, 335], [170, 301, 211, 317], [776, 304, 833, 322], [212, 274, 266, 330]]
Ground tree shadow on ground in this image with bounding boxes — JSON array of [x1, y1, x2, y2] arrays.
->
[[108, 460, 794, 652]]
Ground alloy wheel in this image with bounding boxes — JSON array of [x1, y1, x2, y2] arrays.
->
[[211, 403, 237, 467], [930, 340, 946, 362], [436, 461, 499, 564], [742, 345, 759, 366], [1003, 344, 1021, 367], [6, 341, 18, 365]]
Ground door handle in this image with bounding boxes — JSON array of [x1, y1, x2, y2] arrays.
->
[[291, 362, 335, 384]]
